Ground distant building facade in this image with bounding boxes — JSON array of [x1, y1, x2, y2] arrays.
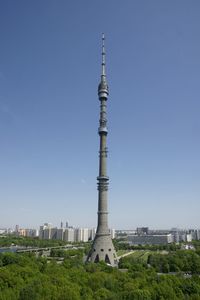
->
[[38, 223, 114, 243], [121, 227, 200, 245], [136, 227, 149, 235], [128, 234, 173, 245], [15, 228, 39, 238]]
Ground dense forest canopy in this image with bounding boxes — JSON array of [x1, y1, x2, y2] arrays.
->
[[1, 238, 200, 299]]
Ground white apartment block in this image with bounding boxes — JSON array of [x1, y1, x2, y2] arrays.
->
[[38, 223, 115, 243], [74, 228, 89, 242], [63, 228, 75, 242]]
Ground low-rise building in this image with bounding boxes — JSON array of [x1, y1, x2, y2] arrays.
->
[[128, 234, 173, 245]]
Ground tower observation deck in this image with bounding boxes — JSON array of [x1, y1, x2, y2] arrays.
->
[[87, 34, 118, 267]]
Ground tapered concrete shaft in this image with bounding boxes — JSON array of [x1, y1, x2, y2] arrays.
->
[[87, 34, 118, 267]]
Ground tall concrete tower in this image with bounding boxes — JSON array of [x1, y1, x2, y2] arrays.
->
[[87, 34, 118, 267]]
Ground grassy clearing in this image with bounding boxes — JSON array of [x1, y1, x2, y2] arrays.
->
[[129, 250, 150, 262], [117, 250, 130, 256]]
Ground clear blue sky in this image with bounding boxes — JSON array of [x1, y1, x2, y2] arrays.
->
[[0, 1, 199, 229]]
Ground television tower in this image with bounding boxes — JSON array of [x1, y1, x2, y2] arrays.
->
[[87, 34, 118, 267]]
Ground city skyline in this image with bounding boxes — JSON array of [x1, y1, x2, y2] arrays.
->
[[0, 1, 200, 229]]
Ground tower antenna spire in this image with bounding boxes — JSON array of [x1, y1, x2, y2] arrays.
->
[[102, 33, 106, 77]]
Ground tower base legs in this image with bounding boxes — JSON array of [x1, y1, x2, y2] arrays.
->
[[87, 234, 118, 267]]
